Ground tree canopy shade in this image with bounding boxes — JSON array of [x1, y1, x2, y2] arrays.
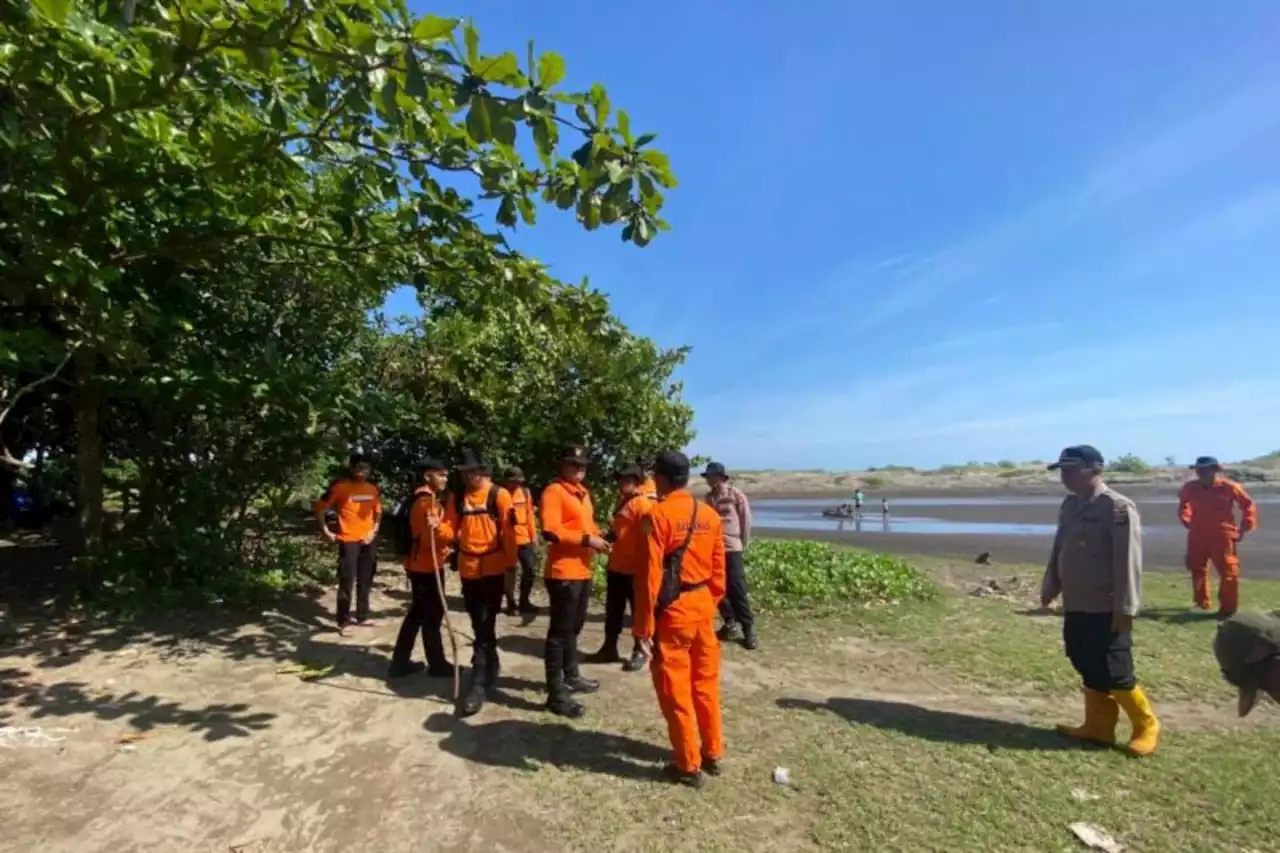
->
[[0, 0, 691, 601]]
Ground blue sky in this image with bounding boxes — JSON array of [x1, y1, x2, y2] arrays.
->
[[393, 1, 1280, 469]]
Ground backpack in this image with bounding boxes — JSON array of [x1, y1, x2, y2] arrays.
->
[[656, 499, 705, 616], [454, 485, 503, 556], [390, 490, 431, 558]]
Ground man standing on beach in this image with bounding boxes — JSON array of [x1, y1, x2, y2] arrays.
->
[[703, 461, 758, 650], [1041, 445, 1160, 756], [1178, 456, 1258, 618]]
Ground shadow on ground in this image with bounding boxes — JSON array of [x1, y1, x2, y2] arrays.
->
[[1136, 607, 1220, 626], [776, 696, 1083, 751], [426, 713, 668, 781]]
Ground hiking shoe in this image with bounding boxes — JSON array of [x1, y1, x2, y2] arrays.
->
[[622, 649, 648, 672], [702, 758, 723, 777], [546, 695, 586, 719], [387, 660, 426, 680], [338, 624, 353, 638], [586, 644, 622, 664], [565, 675, 600, 694], [519, 601, 539, 617], [665, 765, 706, 789], [717, 622, 744, 642], [742, 630, 760, 651]]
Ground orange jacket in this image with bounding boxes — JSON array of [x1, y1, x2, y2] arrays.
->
[[1178, 478, 1258, 536], [607, 493, 654, 575], [634, 489, 726, 640], [539, 479, 600, 581], [508, 485, 538, 546], [444, 482, 518, 579], [315, 478, 381, 543], [405, 487, 454, 574]]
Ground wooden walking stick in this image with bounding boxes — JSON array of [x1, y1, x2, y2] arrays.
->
[[427, 519, 461, 701]]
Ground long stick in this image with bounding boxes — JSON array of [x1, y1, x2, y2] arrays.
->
[[428, 519, 460, 701]]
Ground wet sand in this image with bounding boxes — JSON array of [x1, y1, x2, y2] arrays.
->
[[755, 496, 1280, 578]]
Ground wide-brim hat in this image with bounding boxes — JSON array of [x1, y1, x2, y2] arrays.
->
[[501, 466, 526, 483], [456, 448, 490, 473], [1047, 445, 1104, 471], [615, 463, 644, 482], [419, 458, 447, 474], [1191, 456, 1222, 470], [701, 461, 728, 478], [558, 445, 590, 466], [1214, 612, 1280, 717]]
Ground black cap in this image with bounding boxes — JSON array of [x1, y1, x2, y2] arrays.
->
[[1047, 446, 1104, 471], [655, 451, 691, 480], [615, 463, 644, 482], [636, 454, 656, 471], [702, 461, 728, 479], [558, 445, 590, 466], [418, 458, 446, 475], [501, 466, 526, 483], [349, 452, 371, 467], [456, 448, 489, 473], [1191, 456, 1222, 470]]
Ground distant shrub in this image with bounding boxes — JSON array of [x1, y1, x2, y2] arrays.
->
[[744, 540, 937, 610], [1109, 453, 1151, 474], [860, 476, 887, 488], [996, 460, 1016, 469], [997, 469, 1023, 479]]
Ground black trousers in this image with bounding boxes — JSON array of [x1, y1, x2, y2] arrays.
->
[[603, 570, 636, 640], [462, 574, 506, 669], [336, 541, 376, 626], [1063, 612, 1136, 692], [392, 571, 448, 667], [717, 550, 754, 631], [506, 544, 538, 602], [545, 578, 592, 686]]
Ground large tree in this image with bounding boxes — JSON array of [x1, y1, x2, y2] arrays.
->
[[1, 0, 684, 586]]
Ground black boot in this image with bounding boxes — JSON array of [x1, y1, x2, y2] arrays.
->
[[622, 647, 648, 672], [387, 659, 426, 680], [665, 764, 706, 788], [742, 627, 760, 651], [484, 644, 501, 689], [426, 658, 454, 679], [545, 673, 585, 718], [457, 655, 487, 718], [717, 620, 744, 642], [504, 595, 518, 617], [587, 635, 622, 664], [564, 672, 600, 694]]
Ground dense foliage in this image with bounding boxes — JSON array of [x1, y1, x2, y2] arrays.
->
[[0, 0, 691, 601], [744, 540, 937, 610]]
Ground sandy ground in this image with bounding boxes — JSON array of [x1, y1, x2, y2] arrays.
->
[[756, 496, 1280, 579]]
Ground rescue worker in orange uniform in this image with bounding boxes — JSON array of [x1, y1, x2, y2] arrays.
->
[[587, 464, 654, 672], [539, 444, 611, 718], [1178, 456, 1258, 618], [389, 459, 454, 679], [634, 451, 727, 787], [314, 453, 382, 637], [500, 466, 540, 618], [444, 449, 519, 717]]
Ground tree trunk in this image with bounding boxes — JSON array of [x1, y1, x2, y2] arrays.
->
[[74, 350, 104, 555]]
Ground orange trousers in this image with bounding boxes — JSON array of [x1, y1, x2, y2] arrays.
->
[[1186, 531, 1240, 613], [650, 617, 723, 774]]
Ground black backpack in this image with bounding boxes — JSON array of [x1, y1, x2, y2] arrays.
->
[[390, 490, 431, 558], [656, 499, 706, 616]]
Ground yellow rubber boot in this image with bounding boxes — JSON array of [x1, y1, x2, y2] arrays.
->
[[1113, 687, 1161, 757], [1056, 689, 1119, 744]]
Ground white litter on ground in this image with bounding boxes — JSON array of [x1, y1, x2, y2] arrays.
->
[[1069, 822, 1124, 852], [772, 767, 790, 785], [0, 725, 72, 749]]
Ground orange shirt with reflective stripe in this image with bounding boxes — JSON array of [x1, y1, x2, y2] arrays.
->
[[633, 489, 726, 640], [607, 494, 654, 575], [508, 486, 538, 546], [444, 482, 518, 579], [315, 479, 381, 542], [1178, 477, 1258, 535], [405, 487, 454, 574], [540, 479, 600, 581]]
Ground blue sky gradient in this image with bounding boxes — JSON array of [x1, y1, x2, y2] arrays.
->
[[393, 1, 1280, 469]]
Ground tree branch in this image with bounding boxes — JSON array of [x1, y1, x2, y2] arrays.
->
[[0, 348, 75, 432]]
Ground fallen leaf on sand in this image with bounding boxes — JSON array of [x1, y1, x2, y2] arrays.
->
[[1070, 822, 1123, 852], [275, 663, 335, 681], [116, 731, 155, 745], [1071, 788, 1100, 802]]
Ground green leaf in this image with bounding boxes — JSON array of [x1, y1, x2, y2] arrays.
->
[[413, 14, 458, 41], [404, 50, 427, 98], [589, 83, 611, 125], [466, 96, 492, 143], [475, 52, 521, 85], [269, 98, 288, 132], [493, 115, 516, 147], [496, 196, 517, 228], [532, 116, 557, 167], [634, 133, 657, 148], [537, 52, 566, 88], [31, 0, 72, 25], [463, 21, 480, 65], [616, 110, 632, 145]]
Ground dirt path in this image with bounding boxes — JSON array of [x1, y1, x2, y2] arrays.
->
[[0, 563, 1271, 853]]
